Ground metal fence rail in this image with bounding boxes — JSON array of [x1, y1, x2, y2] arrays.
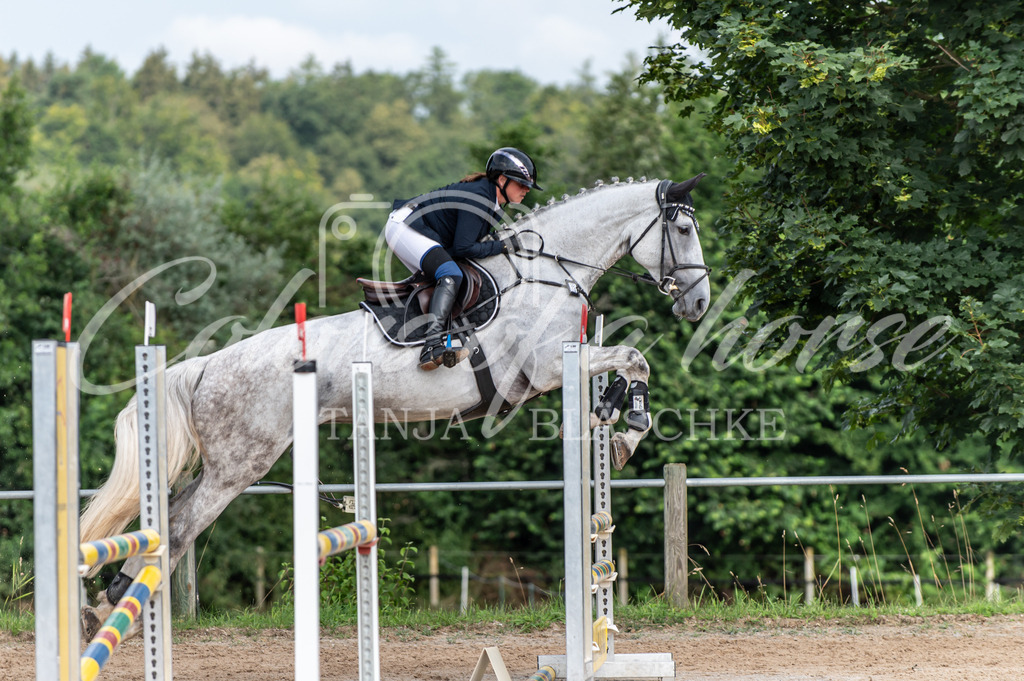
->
[[2, 472, 1023, 501]]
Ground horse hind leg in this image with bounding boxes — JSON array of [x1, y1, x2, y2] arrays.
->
[[83, 433, 284, 641], [81, 470, 209, 640]]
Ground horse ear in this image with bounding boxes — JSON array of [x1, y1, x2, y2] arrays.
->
[[668, 172, 708, 202]]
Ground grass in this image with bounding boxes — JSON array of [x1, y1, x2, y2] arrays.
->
[[5, 591, 1024, 639], [0, 608, 33, 635], [174, 598, 566, 636], [170, 591, 1024, 635], [7, 484, 1022, 637]]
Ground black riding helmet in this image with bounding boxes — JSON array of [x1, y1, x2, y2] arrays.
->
[[486, 147, 544, 191]]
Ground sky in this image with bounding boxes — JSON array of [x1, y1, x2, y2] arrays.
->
[[0, 1, 678, 86]]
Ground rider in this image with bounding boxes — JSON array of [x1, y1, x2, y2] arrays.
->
[[384, 147, 543, 370]]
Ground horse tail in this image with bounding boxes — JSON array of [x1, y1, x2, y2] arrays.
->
[[79, 355, 210, 564]]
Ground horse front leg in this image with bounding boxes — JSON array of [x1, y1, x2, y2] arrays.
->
[[588, 345, 652, 470]]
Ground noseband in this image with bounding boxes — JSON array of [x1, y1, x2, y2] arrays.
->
[[627, 179, 711, 300]]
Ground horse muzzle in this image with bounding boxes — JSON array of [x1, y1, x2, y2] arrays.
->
[[664, 268, 711, 322]]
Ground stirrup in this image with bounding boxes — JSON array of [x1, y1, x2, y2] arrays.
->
[[419, 343, 470, 371]]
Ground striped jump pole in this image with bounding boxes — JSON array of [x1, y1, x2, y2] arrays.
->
[[318, 519, 377, 559], [79, 529, 161, 572], [80, 565, 162, 681], [530, 666, 557, 681]]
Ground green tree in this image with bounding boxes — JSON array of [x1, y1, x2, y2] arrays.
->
[[581, 58, 665, 180], [528, 83, 596, 191], [463, 69, 539, 133], [182, 52, 228, 115], [411, 47, 462, 126], [362, 99, 430, 197], [0, 79, 31, 193], [62, 158, 286, 350], [182, 52, 266, 125], [131, 93, 230, 175], [221, 152, 326, 272], [229, 112, 306, 168], [315, 129, 366, 192], [629, 2, 1024, 474], [263, 59, 409, 149], [0, 99, 139, 595], [133, 47, 180, 101]]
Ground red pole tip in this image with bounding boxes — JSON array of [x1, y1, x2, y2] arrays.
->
[[295, 303, 307, 361], [62, 292, 73, 342]]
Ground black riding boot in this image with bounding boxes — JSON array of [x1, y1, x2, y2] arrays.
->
[[419, 276, 470, 371]]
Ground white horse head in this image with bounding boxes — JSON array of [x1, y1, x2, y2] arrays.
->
[[624, 174, 711, 322], [505, 174, 711, 323]]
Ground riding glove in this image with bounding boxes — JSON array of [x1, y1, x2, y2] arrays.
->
[[501, 233, 523, 254]]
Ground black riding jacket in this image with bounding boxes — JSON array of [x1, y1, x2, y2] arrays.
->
[[393, 177, 506, 259]]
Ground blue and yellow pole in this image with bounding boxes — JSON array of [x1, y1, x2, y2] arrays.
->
[[80, 565, 162, 681], [318, 519, 378, 559]]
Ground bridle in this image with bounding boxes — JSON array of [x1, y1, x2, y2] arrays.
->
[[500, 179, 711, 306], [626, 179, 712, 301]]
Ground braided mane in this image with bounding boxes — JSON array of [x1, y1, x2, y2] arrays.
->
[[514, 176, 656, 223]]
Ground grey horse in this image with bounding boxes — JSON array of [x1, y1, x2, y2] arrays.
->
[[79, 174, 712, 632]]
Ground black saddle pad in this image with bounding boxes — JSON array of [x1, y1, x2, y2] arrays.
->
[[359, 261, 500, 346]]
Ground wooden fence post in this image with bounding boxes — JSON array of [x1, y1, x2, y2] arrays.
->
[[254, 546, 265, 609], [664, 463, 688, 608], [429, 545, 440, 608], [986, 551, 998, 602], [804, 548, 815, 605], [617, 547, 629, 606]]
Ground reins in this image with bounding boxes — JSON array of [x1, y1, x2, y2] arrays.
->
[[496, 182, 711, 307]]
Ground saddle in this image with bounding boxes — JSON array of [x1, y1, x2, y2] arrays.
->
[[357, 263, 485, 320], [356, 260, 499, 347], [357, 260, 510, 419]]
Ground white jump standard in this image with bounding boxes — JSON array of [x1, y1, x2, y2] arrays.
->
[[33, 312, 172, 681], [292, 302, 380, 681], [537, 340, 675, 681]]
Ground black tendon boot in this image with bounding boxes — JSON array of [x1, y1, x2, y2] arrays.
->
[[419, 276, 470, 370]]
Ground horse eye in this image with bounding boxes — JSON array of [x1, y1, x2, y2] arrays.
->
[[677, 224, 691, 236]]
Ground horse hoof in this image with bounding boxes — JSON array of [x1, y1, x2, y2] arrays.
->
[[610, 434, 634, 471], [81, 606, 103, 640], [82, 592, 114, 640]]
